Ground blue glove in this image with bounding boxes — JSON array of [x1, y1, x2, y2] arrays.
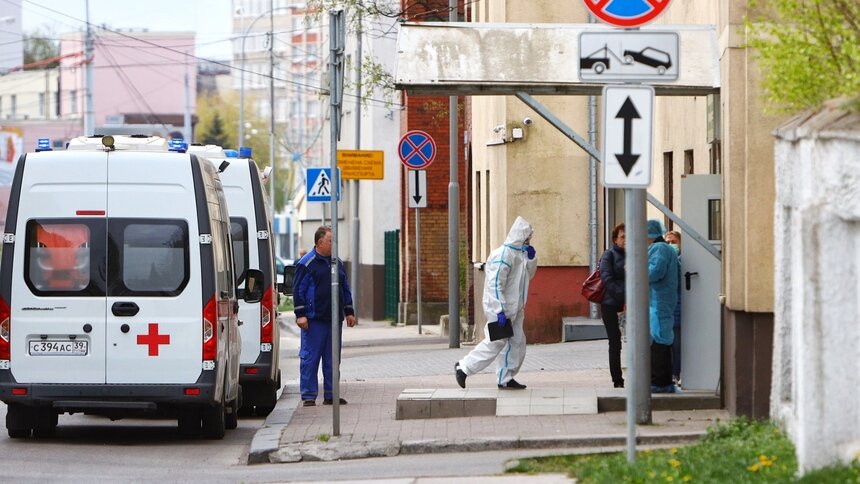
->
[[526, 245, 536, 260], [497, 312, 507, 327]]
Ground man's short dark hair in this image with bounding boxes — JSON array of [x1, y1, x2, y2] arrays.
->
[[314, 226, 332, 246]]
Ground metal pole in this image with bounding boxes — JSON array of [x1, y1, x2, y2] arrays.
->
[[350, 5, 362, 318], [625, 187, 651, 463], [416, 208, 422, 334], [238, 9, 245, 148], [329, 9, 345, 437], [447, 0, 460, 348], [183, 51, 192, 141], [587, 92, 598, 319], [269, 3, 276, 220], [83, 0, 94, 136]]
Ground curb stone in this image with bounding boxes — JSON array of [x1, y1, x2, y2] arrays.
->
[[247, 382, 301, 464]]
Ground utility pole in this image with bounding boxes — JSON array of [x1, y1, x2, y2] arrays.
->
[[447, 0, 460, 348], [268, 2, 277, 220], [350, 5, 362, 318], [84, 0, 94, 136], [183, 51, 192, 141]]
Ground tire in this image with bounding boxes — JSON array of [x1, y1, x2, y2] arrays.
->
[[6, 403, 32, 439], [201, 401, 226, 440], [177, 408, 201, 437], [32, 408, 57, 438], [255, 404, 275, 417], [255, 382, 278, 416], [226, 387, 240, 430]]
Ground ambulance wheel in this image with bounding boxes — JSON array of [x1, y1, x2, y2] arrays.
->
[[226, 387, 240, 430], [177, 408, 201, 437], [254, 382, 278, 416], [202, 401, 226, 439], [6, 403, 32, 439]]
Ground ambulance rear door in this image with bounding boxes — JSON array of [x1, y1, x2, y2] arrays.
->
[[104, 152, 203, 384], [9, 151, 108, 384]]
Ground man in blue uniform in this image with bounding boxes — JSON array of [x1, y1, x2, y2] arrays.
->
[[292, 226, 357, 406]]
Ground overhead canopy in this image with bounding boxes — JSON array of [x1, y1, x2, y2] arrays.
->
[[395, 22, 720, 96]]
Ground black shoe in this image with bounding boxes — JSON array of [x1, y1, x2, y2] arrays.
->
[[302, 400, 316, 407], [498, 379, 527, 390], [455, 363, 467, 389], [323, 398, 347, 405]]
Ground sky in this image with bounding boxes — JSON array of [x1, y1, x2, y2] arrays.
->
[[19, 0, 234, 60]]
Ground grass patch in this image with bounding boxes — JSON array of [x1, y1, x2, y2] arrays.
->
[[507, 418, 860, 483], [318, 433, 330, 442], [278, 295, 293, 313]]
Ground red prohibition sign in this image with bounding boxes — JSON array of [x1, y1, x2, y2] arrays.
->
[[398, 130, 437, 170], [582, 0, 673, 28]]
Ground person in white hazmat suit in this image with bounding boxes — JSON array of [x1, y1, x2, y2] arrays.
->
[[456, 216, 537, 389]]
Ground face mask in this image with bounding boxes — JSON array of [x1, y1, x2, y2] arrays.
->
[[668, 243, 680, 254]]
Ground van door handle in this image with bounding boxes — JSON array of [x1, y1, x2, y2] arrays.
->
[[111, 301, 140, 317], [684, 271, 699, 291]]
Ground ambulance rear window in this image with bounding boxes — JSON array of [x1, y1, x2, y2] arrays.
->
[[24, 219, 106, 296], [230, 218, 248, 284], [108, 219, 189, 297]]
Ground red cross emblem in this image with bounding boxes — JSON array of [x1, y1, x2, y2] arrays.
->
[[137, 323, 170, 356]]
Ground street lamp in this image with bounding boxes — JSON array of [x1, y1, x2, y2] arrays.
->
[[237, 4, 303, 215]]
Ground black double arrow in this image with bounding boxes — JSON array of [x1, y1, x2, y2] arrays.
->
[[615, 96, 641, 176]]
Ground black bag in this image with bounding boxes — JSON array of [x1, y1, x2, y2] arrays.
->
[[487, 320, 514, 341]]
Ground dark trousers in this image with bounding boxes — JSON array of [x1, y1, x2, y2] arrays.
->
[[671, 324, 681, 379], [600, 304, 624, 386], [651, 342, 674, 387]]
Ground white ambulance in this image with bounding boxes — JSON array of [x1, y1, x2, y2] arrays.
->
[[0, 135, 256, 439], [188, 144, 281, 416]]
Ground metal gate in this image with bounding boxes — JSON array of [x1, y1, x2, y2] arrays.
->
[[383, 229, 400, 321]]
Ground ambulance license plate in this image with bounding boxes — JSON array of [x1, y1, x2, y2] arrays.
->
[[29, 340, 88, 356]]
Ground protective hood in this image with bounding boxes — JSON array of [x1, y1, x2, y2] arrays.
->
[[504, 216, 533, 246]]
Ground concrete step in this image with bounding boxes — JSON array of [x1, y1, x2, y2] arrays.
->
[[396, 387, 721, 420], [562, 316, 607, 342], [395, 388, 597, 420]]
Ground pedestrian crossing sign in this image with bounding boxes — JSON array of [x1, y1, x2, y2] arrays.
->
[[306, 167, 341, 202]]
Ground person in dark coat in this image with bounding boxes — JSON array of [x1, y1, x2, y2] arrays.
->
[[599, 223, 626, 388]]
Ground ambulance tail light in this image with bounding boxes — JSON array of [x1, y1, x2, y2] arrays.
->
[[202, 295, 217, 362], [260, 286, 274, 344], [0, 297, 10, 361]]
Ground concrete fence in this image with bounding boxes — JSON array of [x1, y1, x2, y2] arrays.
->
[[772, 98, 860, 473]]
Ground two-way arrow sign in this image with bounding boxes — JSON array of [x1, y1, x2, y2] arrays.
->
[[602, 85, 654, 188], [408, 169, 427, 208]]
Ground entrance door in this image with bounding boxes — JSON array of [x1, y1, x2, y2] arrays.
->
[[679, 174, 721, 391]]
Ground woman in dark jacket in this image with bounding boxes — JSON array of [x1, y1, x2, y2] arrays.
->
[[599, 223, 626, 388]]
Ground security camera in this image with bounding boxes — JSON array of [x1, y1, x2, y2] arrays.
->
[[523, 117, 534, 126]]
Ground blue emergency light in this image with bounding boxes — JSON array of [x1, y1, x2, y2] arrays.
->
[[224, 149, 239, 158], [36, 138, 53, 152], [168, 139, 188, 153], [239, 146, 252, 158]]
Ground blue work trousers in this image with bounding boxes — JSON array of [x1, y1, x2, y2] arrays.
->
[[299, 319, 343, 401]]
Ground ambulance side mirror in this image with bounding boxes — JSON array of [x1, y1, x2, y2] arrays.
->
[[243, 269, 264, 303], [281, 265, 295, 296]]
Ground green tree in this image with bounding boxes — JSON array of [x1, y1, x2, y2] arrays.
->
[[746, 0, 860, 113], [22, 29, 59, 69], [200, 112, 229, 147]]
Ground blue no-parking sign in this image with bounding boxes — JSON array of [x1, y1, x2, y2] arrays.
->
[[398, 130, 436, 170], [582, 0, 672, 28]]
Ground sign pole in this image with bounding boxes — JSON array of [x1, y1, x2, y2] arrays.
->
[[416, 207, 422, 334]]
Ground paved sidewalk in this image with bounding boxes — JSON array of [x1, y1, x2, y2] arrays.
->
[[249, 318, 728, 464]]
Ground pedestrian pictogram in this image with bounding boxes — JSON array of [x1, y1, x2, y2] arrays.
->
[[306, 167, 341, 202], [398, 130, 436, 170], [582, 0, 673, 28], [137, 323, 170, 356]]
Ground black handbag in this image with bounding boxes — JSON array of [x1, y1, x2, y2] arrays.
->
[[487, 320, 514, 341]]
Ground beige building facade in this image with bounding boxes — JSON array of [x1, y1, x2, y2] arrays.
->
[[466, 0, 782, 416]]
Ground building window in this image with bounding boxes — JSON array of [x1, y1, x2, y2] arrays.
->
[[70, 90, 77, 114], [10, 94, 16, 118], [684, 149, 694, 175], [39, 93, 46, 117], [663, 151, 673, 230]]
